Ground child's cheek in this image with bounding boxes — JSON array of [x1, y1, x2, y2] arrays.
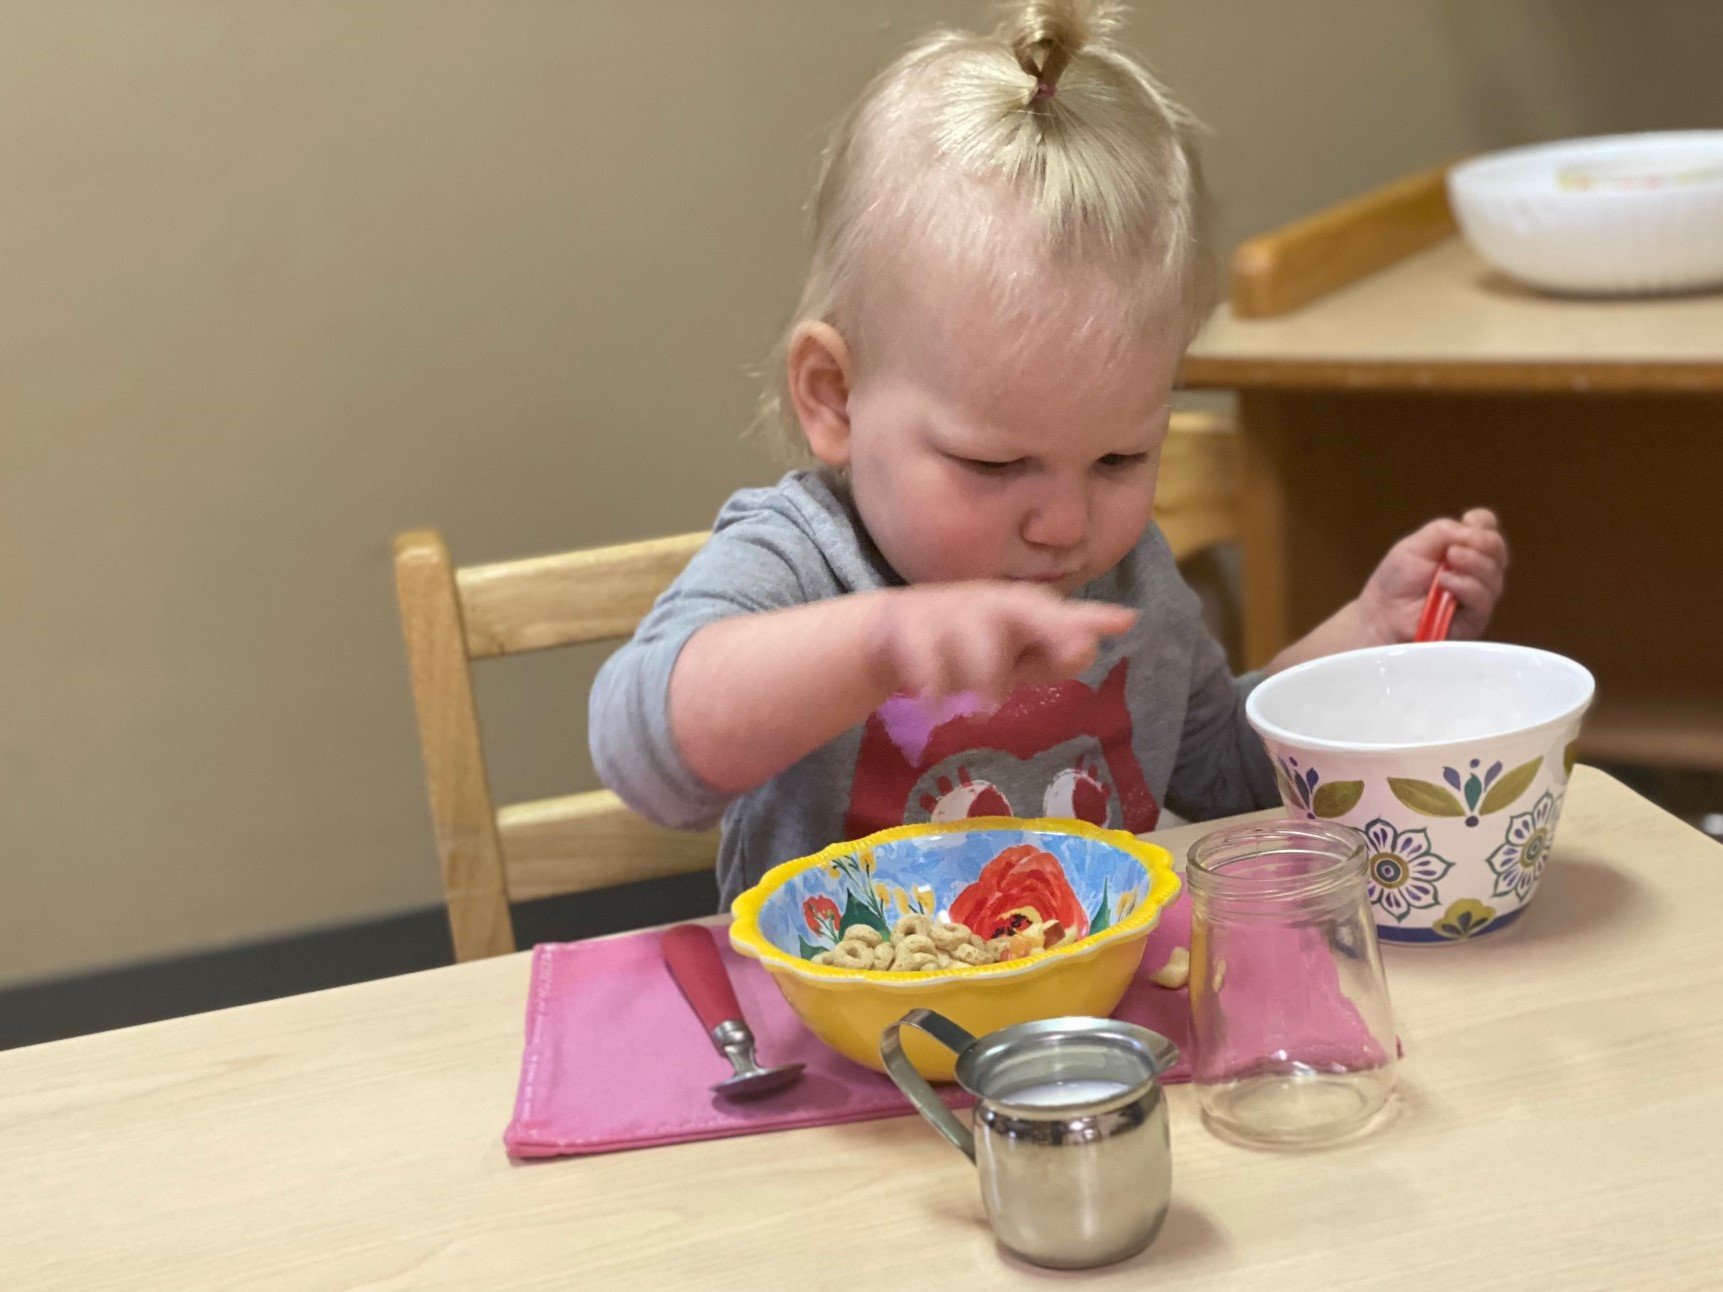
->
[[934, 489, 1014, 578]]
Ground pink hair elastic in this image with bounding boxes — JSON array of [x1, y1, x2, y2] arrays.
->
[[1033, 80, 1057, 100]]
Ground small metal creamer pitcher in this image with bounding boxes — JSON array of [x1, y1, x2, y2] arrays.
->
[[880, 1011, 1180, 1270]]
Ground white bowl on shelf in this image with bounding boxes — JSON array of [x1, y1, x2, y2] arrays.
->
[[1447, 131, 1723, 296]]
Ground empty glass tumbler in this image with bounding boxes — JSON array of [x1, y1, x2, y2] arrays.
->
[[1186, 820, 1397, 1148]]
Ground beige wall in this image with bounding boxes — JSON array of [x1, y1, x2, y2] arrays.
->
[[6, 0, 1720, 985]]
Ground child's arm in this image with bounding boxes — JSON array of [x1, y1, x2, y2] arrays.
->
[[592, 501, 1116, 830], [1265, 509, 1508, 674], [669, 583, 1137, 795], [1167, 623, 1282, 819]]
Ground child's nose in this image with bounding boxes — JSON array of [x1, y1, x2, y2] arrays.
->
[[1022, 480, 1087, 550]]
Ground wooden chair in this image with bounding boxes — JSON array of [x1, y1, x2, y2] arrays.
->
[[1150, 408, 1240, 567], [395, 530, 713, 962], [395, 410, 1241, 963]]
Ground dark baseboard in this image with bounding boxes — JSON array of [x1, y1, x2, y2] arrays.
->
[[0, 869, 718, 1052]]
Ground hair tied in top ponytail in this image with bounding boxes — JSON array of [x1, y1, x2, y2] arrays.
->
[[752, 0, 1215, 459], [1008, 0, 1115, 101]]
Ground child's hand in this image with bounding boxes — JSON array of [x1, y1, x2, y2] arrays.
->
[[868, 583, 1137, 702], [1358, 509, 1509, 643]]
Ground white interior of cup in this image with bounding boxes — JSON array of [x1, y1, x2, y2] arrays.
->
[[1247, 643, 1594, 752]]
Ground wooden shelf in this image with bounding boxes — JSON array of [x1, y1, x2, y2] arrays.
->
[[1186, 239, 1723, 393], [1187, 165, 1723, 781], [1204, 233, 1723, 362]]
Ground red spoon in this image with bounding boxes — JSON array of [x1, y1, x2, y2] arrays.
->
[[661, 924, 805, 1100], [1414, 561, 1458, 643]]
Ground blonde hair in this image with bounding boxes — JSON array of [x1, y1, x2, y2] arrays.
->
[[756, 0, 1215, 457]]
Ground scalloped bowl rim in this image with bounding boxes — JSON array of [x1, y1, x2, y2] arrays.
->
[[728, 816, 1180, 989]]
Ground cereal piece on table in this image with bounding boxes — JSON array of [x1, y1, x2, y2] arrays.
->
[[1149, 945, 1190, 989], [842, 925, 884, 948]]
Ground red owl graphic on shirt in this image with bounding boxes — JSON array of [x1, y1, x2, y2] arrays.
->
[[843, 658, 1159, 838]]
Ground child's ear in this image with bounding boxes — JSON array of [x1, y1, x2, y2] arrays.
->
[[787, 322, 854, 468]]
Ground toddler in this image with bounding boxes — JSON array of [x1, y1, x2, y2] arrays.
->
[[591, 0, 1508, 907]]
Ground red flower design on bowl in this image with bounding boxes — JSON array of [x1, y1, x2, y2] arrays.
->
[[803, 895, 841, 940], [949, 844, 1089, 942]]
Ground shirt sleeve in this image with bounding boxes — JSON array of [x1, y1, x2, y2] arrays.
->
[[1163, 628, 1280, 822], [588, 506, 821, 831]]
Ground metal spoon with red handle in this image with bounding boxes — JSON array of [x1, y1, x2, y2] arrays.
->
[[660, 924, 805, 1100]]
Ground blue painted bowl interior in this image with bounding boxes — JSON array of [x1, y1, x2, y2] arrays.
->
[[757, 827, 1156, 961]]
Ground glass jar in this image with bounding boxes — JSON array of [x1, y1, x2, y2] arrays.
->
[[1186, 820, 1397, 1148]]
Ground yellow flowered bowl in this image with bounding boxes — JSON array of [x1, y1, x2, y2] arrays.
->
[[729, 817, 1180, 1081]]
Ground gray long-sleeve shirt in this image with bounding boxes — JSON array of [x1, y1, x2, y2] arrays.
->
[[590, 469, 1278, 907]]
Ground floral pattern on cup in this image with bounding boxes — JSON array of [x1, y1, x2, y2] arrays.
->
[[1273, 757, 1364, 820], [1362, 819, 1456, 922], [1388, 756, 1542, 828], [1257, 731, 1581, 942], [1487, 792, 1561, 902], [1432, 897, 1498, 939]]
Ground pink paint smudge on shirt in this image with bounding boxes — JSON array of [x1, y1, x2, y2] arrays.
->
[[875, 691, 997, 765]]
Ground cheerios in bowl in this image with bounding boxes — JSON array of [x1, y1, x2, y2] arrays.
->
[[729, 818, 1179, 1081]]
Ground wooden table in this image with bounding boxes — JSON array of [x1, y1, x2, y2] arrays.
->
[[1183, 169, 1723, 774], [4, 767, 1720, 1289]]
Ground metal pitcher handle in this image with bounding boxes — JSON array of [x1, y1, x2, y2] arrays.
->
[[880, 1009, 979, 1161], [1144, 1030, 1180, 1078]]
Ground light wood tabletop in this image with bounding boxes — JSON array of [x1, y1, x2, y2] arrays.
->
[[4, 765, 1720, 1290]]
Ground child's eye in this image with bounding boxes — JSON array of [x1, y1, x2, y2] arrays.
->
[[1097, 453, 1150, 471], [959, 456, 1026, 475]]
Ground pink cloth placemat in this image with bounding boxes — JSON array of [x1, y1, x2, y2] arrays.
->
[[504, 890, 1380, 1158]]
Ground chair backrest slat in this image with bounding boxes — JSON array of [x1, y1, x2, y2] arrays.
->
[[1155, 411, 1240, 563], [497, 791, 720, 902], [457, 532, 707, 659]]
